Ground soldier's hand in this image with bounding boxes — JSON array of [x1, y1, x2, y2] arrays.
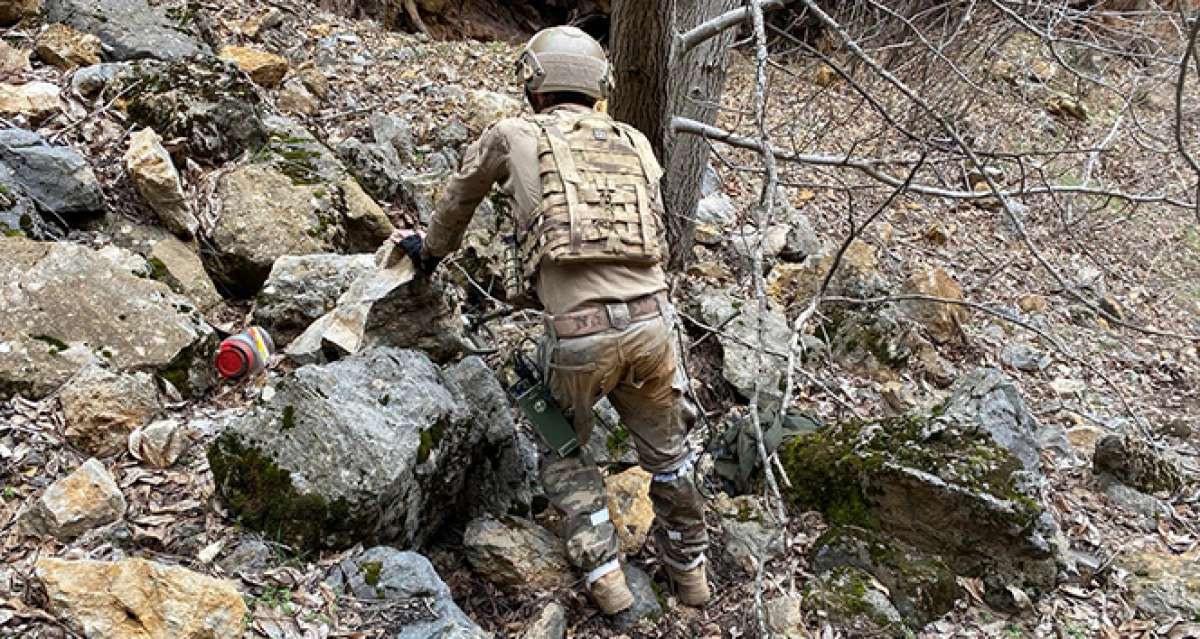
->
[[394, 230, 443, 275]]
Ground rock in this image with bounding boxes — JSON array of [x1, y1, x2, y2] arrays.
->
[[145, 235, 223, 312], [766, 239, 886, 307], [0, 40, 30, 76], [0, 238, 216, 399], [765, 595, 805, 638], [370, 114, 416, 162], [1098, 474, 1172, 530], [522, 601, 567, 639], [337, 136, 406, 202], [0, 129, 103, 219], [610, 564, 662, 627], [1093, 434, 1184, 496], [400, 169, 450, 223], [58, 364, 162, 457], [299, 66, 332, 100], [124, 128, 198, 238], [120, 59, 266, 163], [207, 164, 384, 297], [780, 368, 1067, 604], [1001, 342, 1048, 372], [1018, 293, 1048, 313], [804, 566, 905, 638], [780, 209, 820, 262], [327, 547, 485, 638], [1119, 549, 1200, 622], [466, 89, 522, 134], [899, 267, 968, 343], [19, 459, 126, 541], [1066, 424, 1107, 452], [252, 253, 376, 346], [827, 304, 925, 380], [693, 288, 789, 406], [463, 515, 572, 591], [36, 24, 102, 70], [287, 243, 467, 366], [208, 349, 517, 549], [277, 78, 319, 115], [219, 46, 288, 87], [35, 557, 246, 639], [1046, 92, 1087, 121], [216, 538, 273, 577], [0, 0, 39, 25], [128, 418, 189, 468], [605, 467, 654, 555], [43, 0, 209, 61], [70, 62, 128, 97], [712, 493, 784, 575], [0, 81, 61, 121], [810, 526, 961, 628]]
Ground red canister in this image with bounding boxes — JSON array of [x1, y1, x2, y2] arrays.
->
[[214, 327, 275, 380]]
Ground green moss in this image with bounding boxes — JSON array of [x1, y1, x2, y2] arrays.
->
[[2, 229, 24, 238], [416, 420, 446, 463], [379, 394, 390, 406], [32, 334, 68, 355], [145, 257, 170, 281], [159, 350, 195, 397], [360, 560, 383, 587], [207, 432, 362, 549], [281, 405, 296, 430], [606, 424, 631, 457]]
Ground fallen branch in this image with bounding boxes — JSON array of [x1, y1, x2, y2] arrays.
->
[[674, 0, 784, 59]]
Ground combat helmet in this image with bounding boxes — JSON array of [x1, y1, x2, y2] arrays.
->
[[516, 26, 610, 100]]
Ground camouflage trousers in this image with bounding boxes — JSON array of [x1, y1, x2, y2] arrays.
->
[[540, 311, 708, 583]]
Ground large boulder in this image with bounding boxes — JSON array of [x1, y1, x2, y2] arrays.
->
[[326, 547, 485, 639], [58, 364, 163, 456], [18, 458, 126, 541], [0, 128, 104, 220], [35, 557, 246, 639], [43, 0, 210, 61], [208, 349, 524, 550], [0, 238, 216, 399], [119, 59, 266, 163], [252, 253, 376, 346], [779, 368, 1067, 608]]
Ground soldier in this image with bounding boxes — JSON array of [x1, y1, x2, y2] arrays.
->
[[396, 26, 709, 615]]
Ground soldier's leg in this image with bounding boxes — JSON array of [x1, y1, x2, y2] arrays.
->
[[607, 319, 709, 581], [541, 454, 621, 578]]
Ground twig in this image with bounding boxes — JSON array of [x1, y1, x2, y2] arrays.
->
[[1175, 14, 1200, 224]]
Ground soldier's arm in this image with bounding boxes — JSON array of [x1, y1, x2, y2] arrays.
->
[[423, 124, 510, 258]]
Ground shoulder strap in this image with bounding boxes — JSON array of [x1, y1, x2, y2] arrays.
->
[[532, 116, 583, 254], [613, 122, 665, 183]]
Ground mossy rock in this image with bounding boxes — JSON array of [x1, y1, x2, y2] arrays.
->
[[804, 566, 906, 638]]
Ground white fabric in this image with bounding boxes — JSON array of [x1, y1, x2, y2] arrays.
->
[[662, 552, 705, 572], [589, 507, 610, 527], [652, 451, 697, 483], [586, 558, 621, 585]]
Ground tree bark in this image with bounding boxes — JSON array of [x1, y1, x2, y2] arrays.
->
[[610, 0, 738, 271]]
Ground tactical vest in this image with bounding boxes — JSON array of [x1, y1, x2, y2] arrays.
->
[[507, 109, 666, 302]]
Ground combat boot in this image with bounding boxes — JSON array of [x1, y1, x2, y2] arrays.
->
[[590, 567, 635, 615], [667, 563, 711, 607]]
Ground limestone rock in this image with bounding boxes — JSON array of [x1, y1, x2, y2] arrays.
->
[[20, 459, 126, 541], [220, 46, 289, 87], [0, 40, 30, 76], [0, 0, 40, 25], [326, 547, 485, 638], [945, 367, 1072, 471], [35, 557, 246, 639], [463, 515, 572, 591], [804, 566, 905, 638], [1094, 434, 1184, 496], [299, 66, 332, 100], [1098, 474, 1172, 530], [146, 235, 224, 312], [765, 595, 805, 638], [337, 136, 406, 202], [400, 169, 450, 223], [120, 59, 266, 163], [71, 62, 128, 97], [36, 24, 102, 70], [605, 467, 654, 555], [611, 564, 662, 627], [277, 78, 319, 115], [466, 89, 522, 134], [0, 238, 216, 399], [780, 368, 1067, 605], [124, 128, 198, 238], [1000, 342, 1048, 372], [1066, 425, 1107, 452], [252, 253, 376, 346], [1120, 549, 1200, 621], [129, 418, 189, 468], [827, 304, 925, 380], [59, 365, 162, 457], [43, 0, 209, 61], [810, 526, 961, 628], [900, 267, 968, 343], [713, 493, 784, 575], [693, 288, 790, 406], [0, 129, 103, 219], [208, 350, 519, 550], [522, 602, 567, 639], [766, 239, 886, 307], [0, 81, 62, 121]]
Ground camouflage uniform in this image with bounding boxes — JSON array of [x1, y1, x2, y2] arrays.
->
[[424, 104, 708, 584]]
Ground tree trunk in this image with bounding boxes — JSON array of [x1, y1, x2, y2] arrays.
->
[[610, 0, 738, 271]]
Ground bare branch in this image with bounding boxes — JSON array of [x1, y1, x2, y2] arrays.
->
[[1175, 14, 1200, 223], [674, 0, 783, 59]]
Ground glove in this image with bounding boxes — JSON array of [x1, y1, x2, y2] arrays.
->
[[398, 234, 443, 275]]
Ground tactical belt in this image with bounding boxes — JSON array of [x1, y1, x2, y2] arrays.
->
[[548, 291, 667, 338]]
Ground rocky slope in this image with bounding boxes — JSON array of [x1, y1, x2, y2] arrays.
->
[[0, 0, 1197, 638]]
